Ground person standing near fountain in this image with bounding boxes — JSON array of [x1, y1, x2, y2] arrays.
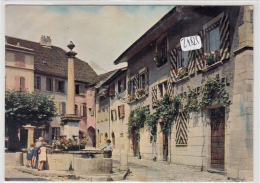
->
[[100, 139, 113, 158], [37, 142, 52, 171], [32, 137, 43, 168]]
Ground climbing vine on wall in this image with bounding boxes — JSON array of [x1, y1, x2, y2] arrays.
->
[[145, 93, 181, 142], [200, 74, 231, 108], [127, 106, 150, 142]]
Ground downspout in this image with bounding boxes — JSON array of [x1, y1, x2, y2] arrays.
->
[[109, 97, 111, 139]]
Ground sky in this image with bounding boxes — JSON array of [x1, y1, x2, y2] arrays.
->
[[5, 5, 173, 75]]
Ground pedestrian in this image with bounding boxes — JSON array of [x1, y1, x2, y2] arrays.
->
[[100, 139, 113, 158], [26, 143, 34, 167], [37, 142, 51, 171], [32, 137, 44, 169]]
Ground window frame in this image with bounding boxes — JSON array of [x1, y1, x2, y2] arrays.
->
[[46, 77, 53, 92], [34, 76, 41, 90]]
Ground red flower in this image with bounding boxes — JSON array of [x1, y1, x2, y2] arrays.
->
[[132, 94, 135, 96], [174, 70, 178, 72], [160, 95, 162, 97], [205, 57, 208, 60], [184, 66, 188, 69], [199, 57, 202, 60], [75, 138, 78, 141], [206, 51, 208, 53], [215, 50, 218, 53], [62, 137, 65, 139], [216, 53, 219, 55]]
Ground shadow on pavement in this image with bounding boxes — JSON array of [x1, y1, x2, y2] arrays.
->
[[5, 178, 51, 181]]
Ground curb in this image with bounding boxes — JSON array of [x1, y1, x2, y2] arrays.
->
[[16, 166, 129, 181]]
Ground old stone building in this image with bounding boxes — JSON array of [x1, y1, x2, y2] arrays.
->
[[5, 35, 98, 148], [114, 6, 253, 181], [95, 67, 129, 155]]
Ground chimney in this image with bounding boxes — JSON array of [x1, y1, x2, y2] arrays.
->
[[40, 35, 52, 48]]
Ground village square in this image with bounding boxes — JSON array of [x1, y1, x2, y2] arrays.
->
[[4, 4, 255, 182]]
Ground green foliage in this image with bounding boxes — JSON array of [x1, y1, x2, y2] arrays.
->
[[5, 89, 58, 129], [184, 86, 200, 112], [127, 106, 150, 142], [200, 74, 231, 108], [146, 93, 181, 142]]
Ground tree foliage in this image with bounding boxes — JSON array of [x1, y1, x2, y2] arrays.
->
[[5, 89, 58, 129], [5, 89, 57, 151]]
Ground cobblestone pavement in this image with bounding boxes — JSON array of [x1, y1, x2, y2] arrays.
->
[[5, 152, 238, 182], [113, 156, 236, 182]]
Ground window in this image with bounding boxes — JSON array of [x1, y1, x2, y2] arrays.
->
[[89, 107, 94, 116], [158, 82, 167, 98], [15, 52, 25, 67], [109, 84, 115, 96], [118, 105, 125, 119], [80, 105, 87, 117], [140, 73, 145, 90], [131, 80, 135, 95], [179, 50, 189, 68], [51, 127, 60, 140], [34, 76, 41, 90], [58, 101, 66, 115], [76, 84, 85, 95], [118, 77, 126, 93], [207, 26, 220, 52], [111, 109, 117, 121], [46, 78, 53, 91], [20, 77, 25, 90], [55, 79, 65, 93], [75, 105, 78, 116], [155, 35, 168, 67]]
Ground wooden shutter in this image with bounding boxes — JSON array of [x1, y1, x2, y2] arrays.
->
[[144, 69, 149, 96], [58, 102, 62, 115], [152, 86, 157, 108], [188, 51, 195, 76], [55, 79, 59, 92], [79, 85, 85, 95], [195, 30, 205, 71], [123, 76, 126, 91], [110, 84, 115, 95], [62, 102, 66, 115], [15, 53, 21, 67], [220, 14, 230, 61], [166, 78, 174, 98], [120, 105, 125, 118], [20, 54, 25, 67], [176, 112, 188, 145], [20, 77, 25, 90], [15, 76, 20, 89], [127, 80, 131, 96], [80, 105, 83, 116], [133, 74, 139, 97], [114, 109, 117, 120], [169, 48, 178, 82]]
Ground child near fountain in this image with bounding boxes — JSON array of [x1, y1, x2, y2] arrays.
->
[[26, 143, 35, 167]]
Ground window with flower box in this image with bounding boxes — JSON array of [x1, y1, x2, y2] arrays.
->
[[200, 12, 230, 70]]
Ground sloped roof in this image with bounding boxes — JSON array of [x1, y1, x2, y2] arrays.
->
[[5, 36, 98, 84]]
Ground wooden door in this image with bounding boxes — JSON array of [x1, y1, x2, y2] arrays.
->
[[210, 107, 225, 171], [132, 128, 139, 157], [163, 132, 168, 161]]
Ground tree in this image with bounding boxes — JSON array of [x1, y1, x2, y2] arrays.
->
[[5, 89, 57, 151]]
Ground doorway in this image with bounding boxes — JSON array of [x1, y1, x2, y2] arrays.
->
[[131, 127, 139, 157], [20, 128, 28, 148], [163, 132, 168, 161], [210, 107, 225, 171]]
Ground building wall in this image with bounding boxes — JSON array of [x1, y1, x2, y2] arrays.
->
[[109, 72, 129, 156], [123, 6, 252, 181], [5, 50, 34, 92]]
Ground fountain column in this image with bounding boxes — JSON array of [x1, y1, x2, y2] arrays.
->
[[61, 41, 81, 139]]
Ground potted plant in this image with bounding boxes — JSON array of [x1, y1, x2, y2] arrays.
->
[[175, 66, 188, 79], [137, 88, 145, 96], [128, 94, 136, 102], [200, 50, 221, 66]]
